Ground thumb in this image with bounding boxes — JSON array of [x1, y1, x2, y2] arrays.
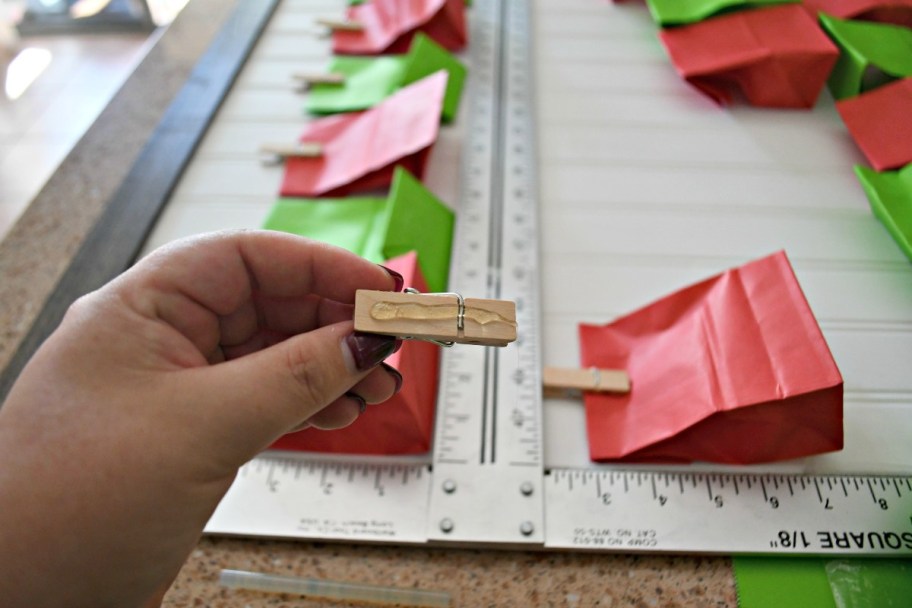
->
[[181, 321, 399, 463]]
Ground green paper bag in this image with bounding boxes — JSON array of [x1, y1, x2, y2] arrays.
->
[[643, 0, 795, 26], [400, 32, 467, 122], [306, 33, 466, 122], [734, 557, 836, 608], [306, 56, 407, 115], [855, 163, 912, 261], [262, 167, 455, 292], [819, 13, 912, 99], [380, 165, 455, 290]]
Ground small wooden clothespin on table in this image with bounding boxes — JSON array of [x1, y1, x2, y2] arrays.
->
[[292, 72, 347, 91], [543, 366, 631, 397], [315, 17, 365, 32], [354, 289, 517, 347], [259, 142, 323, 165]]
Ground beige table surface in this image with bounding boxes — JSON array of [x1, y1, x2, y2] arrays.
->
[[0, 1, 737, 605]]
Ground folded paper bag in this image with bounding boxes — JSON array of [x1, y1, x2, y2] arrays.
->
[[659, 4, 839, 108], [281, 70, 447, 198], [580, 251, 843, 464], [818, 13, 912, 100], [271, 251, 439, 455], [306, 56, 406, 116], [803, 0, 912, 28], [264, 166, 454, 293], [854, 163, 912, 261], [307, 33, 467, 123], [643, 0, 795, 26], [332, 0, 466, 56], [836, 77, 912, 171]]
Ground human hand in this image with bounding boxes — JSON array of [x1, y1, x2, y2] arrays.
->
[[0, 230, 403, 608]]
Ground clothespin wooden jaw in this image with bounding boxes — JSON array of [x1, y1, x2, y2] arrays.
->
[[259, 142, 324, 165], [315, 17, 364, 32], [354, 290, 517, 347], [542, 367, 631, 397]]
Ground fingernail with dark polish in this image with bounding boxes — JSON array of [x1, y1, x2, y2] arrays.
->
[[346, 392, 367, 414], [345, 332, 398, 371], [378, 265, 404, 292], [381, 363, 403, 394]]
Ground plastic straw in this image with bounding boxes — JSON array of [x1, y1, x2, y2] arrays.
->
[[219, 569, 452, 607]]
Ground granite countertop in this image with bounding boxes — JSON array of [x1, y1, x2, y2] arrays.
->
[[0, 1, 737, 605]]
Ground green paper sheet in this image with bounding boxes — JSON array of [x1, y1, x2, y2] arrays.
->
[[855, 164, 912, 261], [262, 167, 454, 293], [734, 557, 837, 608], [825, 559, 912, 608], [643, 0, 795, 26], [819, 13, 912, 100], [734, 557, 912, 608], [306, 33, 466, 123]]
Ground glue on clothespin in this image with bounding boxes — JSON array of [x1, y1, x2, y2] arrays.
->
[[354, 288, 517, 347], [542, 366, 631, 397], [315, 17, 365, 32], [259, 142, 324, 165]]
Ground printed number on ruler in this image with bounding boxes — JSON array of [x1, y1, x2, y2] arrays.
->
[[206, 457, 431, 544], [544, 470, 912, 555]]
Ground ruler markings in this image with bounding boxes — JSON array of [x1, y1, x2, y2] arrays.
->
[[544, 470, 912, 554]]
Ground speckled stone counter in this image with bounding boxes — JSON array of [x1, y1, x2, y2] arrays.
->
[[167, 538, 736, 607], [0, 2, 738, 605]]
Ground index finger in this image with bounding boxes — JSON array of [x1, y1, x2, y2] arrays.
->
[[133, 230, 398, 317]]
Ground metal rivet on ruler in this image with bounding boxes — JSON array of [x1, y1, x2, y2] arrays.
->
[[442, 479, 457, 494], [520, 481, 534, 496], [439, 518, 455, 534], [520, 521, 535, 536]]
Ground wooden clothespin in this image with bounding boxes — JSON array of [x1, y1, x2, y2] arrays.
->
[[292, 72, 347, 89], [259, 142, 323, 165], [315, 17, 364, 32], [354, 289, 517, 347], [543, 367, 631, 396]]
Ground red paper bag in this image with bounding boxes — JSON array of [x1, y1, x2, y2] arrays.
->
[[836, 77, 912, 172], [803, 0, 912, 28], [580, 251, 843, 464], [658, 5, 839, 108], [333, 0, 467, 56], [280, 71, 447, 198], [271, 251, 440, 455]]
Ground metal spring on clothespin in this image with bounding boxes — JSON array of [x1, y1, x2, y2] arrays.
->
[[401, 287, 465, 347]]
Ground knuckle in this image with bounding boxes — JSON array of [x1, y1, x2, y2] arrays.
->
[[284, 344, 334, 408]]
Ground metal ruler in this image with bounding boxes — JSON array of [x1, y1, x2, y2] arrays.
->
[[545, 470, 912, 555], [206, 0, 912, 556], [209, 0, 545, 548], [209, 460, 912, 554], [425, 0, 544, 545]]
